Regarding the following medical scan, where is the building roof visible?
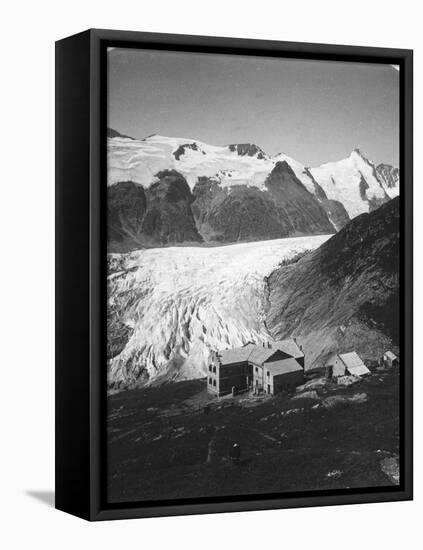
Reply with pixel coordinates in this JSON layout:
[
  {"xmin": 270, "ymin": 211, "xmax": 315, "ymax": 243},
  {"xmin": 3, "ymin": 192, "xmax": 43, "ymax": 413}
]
[
  {"xmin": 265, "ymin": 358, "xmax": 303, "ymax": 376},
  {"xmin": 384, "ymin": 351, "xmax": 397, "ymax": 360},
  {"xmin": 217, "ymin": 338, "xmax": 304, "ymax": 367},
  {"xmin": 248, "ymin": 346, "xmax": 278, "ymax": 365},
  {"xmin": 347, "ymin": 364, "xmax": 371, "ymax": 376},
  {"xmin": 339, "ymin": 351, "xmax": 365, "ymax": 368},
  {"xmin": 273, "ymin": 339, "xmax": 304, "ymax": 358},
  {"xmin": 339, "ymin": 351, "xmax": 370, "ymax": 376},
  {"xmin": 218, "ymin": 343, "xmax": 255, "ymax": 366}
]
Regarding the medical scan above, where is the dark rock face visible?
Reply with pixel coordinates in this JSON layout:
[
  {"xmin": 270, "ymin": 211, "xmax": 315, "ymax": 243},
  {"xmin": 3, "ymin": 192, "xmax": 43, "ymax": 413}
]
[
  {"xmin": 360, "ymin": 172, "xmax": 389, "ymax": 212},
  {"xmin": 108, "ymin": 171, "xmax": 202, "ymax": 250},
  {"xmin": 173, "ymin": 142, "xmax": 205, "ymax": 160},
  {"xmin": 108, "ymin": 181, "xmax": 147, "ymax": 249},
  {"xmin": 142, "ymin": 170, "xmax": 202, "ymax": 245},
  {"xmin": 317, "ymin": 198, "xmax": 350, "ymax": 231},
  {"xmin": 228, "ymin": 143, "xmax": 267, "ymax": 159},
  {"xmin": 376, "ymin": 163, "xmax": 400, "ymax": 191},
  {"xmin": 191, "ymin": 161, "xmax": 335, "ymax": 243},
  {"xmin": 192, "ymin": 181, "xmax": 284, "ymax": 242},
  {"xmin": 263, "ymin": 162, "xmax": 335, "ymax": 235},
  {"xmin": 266, "ymin": 197, "xmax": 400, "ymax": 368},
  {"xmin": 109, "ymin": 163, "xmax": 336, "ymax": 250},
  {"xmin": 355, "ymin": 152, "xmax": 392, "ymax": 208},
  {"xmin": 107, "ymin": 127, "xmax": 135, "ymax": 140}
]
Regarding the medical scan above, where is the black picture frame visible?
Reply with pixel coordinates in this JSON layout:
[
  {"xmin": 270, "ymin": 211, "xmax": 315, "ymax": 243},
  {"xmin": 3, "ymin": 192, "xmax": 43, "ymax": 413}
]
[{"xmin": 55, "ymin": 28, "xmax": 413, "ymax": 521}]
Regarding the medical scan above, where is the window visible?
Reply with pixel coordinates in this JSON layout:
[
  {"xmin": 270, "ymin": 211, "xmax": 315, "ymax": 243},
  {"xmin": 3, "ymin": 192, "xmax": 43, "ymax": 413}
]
[
  {"xmin": 213, "ymin": 366, "xmax": 216, "ymax": 373},
  {"xmin": 267, "ymin": 371, "xmax": 270, "ymax": 377},
  {"xmin": 209, "ymin": 365, "xmax": 212, "ymax": 372},
  {"xmin": 213, "ymin": 380, "xmax": 216, "ymax": 387},
  {"xmin": 255, "ymin": 367, "xmax": 258, "ymax": 373},
  {"xmin": 209, "ymin": 377, "xmax": 212, "ymax": 384}
]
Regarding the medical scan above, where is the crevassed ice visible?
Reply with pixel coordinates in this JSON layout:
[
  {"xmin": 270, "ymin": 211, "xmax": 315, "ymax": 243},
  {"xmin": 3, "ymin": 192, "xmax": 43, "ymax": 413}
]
[{"xmin": 108, "ymin": 235, "xmax": 330, "ymax": 387}]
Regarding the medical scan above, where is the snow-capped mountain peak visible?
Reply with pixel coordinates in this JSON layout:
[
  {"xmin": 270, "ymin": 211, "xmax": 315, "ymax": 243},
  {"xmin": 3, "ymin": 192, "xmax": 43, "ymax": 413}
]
[
  {"xmin": 310, "ymin": 149, "xmax": 389, "ymax": 219},
  {"xmin": 107, "ymin": 130, "xmax": 276, "ymax": 191},
  {"xmin": 350, "ymin": 147, "xmax": 367, "ymax": 160},
  {"xmin": 107, "ymin": 129, "xmax": 399, "ymax": 240}
]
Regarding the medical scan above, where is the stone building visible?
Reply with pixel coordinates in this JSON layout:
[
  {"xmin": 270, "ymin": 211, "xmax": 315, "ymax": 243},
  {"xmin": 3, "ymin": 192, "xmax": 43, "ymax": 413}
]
[{"xmin": 207, "ymin": 339, "xmax": 304, "ymax": 397}]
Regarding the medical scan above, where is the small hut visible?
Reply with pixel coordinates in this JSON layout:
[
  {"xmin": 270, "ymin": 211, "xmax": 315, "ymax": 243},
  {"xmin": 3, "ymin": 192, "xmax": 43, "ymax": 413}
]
[
  {"xmin": 325, "ymin": 351, "xmax": 370, "ymax": 380},
  {"xmin": 382, "ymin": 351, "xmax": 399, "ymax": 368}
]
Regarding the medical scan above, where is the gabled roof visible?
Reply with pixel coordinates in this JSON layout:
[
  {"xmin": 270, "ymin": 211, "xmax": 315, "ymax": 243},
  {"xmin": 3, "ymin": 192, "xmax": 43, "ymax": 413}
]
[
  {"xmin": 273, "ymin": 339, "xmax": 304, "ymax": 359},
  {"xmin": 265, "ymin": 358, "xmax": 303, "ymax": 376},
  {"xmin": 218, "ymin": 343, "xmax": 255, "ymax": 365},
  {"xmin": 339, "ymin": 351, "xmax": 365, "ymax": 369},
  {"xmin": 347, "ymin": 364, "xmax": 370, "ymax": 376},
  {"xmin": 217, "ymin": 339, "xmax": 304, "ymax": 367},
  {"xmin": 248, "ymin": 346, "xmax": 279, "ymax": 365},
  {"xmin": 339, "ymin": 351, "xmax": 370, "ymax": 376},
  {"xmin": 384, "ymin": 351, "xmax": 397, "ymax": 360}
]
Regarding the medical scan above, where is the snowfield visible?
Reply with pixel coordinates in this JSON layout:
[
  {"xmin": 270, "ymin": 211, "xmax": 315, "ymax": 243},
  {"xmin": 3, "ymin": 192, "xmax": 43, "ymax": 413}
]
[
  {"xmin": 108, "ymin": 134, "xmax": 397, "ymax": 228},
  {"xmin": 108, "ymin": 235, "xmax": 331, "ymax": 389},
  {"xmin": 310, "ymin": 150, "xmax": 388, "ymax": 219},
  {"xmin": 108, "ymin": 134, "xmax": 275, "ymax": 191}
]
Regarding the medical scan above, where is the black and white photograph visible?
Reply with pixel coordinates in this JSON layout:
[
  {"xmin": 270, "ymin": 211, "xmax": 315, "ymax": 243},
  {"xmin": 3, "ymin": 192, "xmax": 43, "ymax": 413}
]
[
  {"xmin": 2, "ymin": 0, "xmax": 420, "ymax": 545},
  {"xmin": 106, "ymin": 47, "xmax": 402, "ymax": 504}
]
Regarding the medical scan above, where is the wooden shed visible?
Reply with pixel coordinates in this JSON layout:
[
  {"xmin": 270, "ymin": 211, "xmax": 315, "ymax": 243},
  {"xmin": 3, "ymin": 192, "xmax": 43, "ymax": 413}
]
[
  {"xmin": 325, "ymin": 351, "xmax": 370, "ymax": 380},
  {"xmin": 382, "ymin": 351, "xmax": 399, "ymax": 367}
]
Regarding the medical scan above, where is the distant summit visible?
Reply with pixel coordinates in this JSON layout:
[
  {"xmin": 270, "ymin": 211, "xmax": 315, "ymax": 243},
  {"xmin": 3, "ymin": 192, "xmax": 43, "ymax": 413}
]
[
  {"xmin": 107, "ymin": 127, "xmax": 135, "ymax": 140},
  {"xmin": 228, "ymin": 143, "xmax": 268, "ymax": 160},
  {"xmin": 106, "ymin": 132, "xmax": 399, "ymax": 250}
]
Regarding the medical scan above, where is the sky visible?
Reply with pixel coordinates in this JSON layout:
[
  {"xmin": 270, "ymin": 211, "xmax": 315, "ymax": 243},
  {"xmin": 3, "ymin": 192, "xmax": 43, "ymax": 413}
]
[{"xmin": 108, "ymin": 48, "xmax": 399, "ymax": 167}]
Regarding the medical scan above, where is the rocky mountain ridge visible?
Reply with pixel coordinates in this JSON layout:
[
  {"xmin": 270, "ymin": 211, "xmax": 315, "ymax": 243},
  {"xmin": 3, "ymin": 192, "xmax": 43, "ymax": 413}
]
[{"xmin": 107, "ymin": 129, "xmax": 398, "ymax": 250}]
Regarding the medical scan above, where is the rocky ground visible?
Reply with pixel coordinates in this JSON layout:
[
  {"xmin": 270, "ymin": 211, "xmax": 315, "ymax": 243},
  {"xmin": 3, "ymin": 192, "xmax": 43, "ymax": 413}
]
[{"xmin": 107, "ymin": 363, "xmax": 400, "ymax": 504}]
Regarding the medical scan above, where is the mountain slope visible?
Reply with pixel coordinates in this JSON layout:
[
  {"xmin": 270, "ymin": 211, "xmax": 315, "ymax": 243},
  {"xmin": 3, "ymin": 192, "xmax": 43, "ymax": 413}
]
[
  {"xmin": 190, "ymin": 161, "xmax": 334, "ymax": 243},
  {"xmin": 107, "ymin": 130, "xmax": 398, "ymax": 248},
  {"xmin": 266, "ymin": 197, "xmax": 400, "ymax": 369},
  {"xmin": 108, "ymin": 171, "xmax": 202, "ymax": 250},
  {"xmin": 376, "ymin": 163, "xmax": 400, "ymax": 198},
  {"xmin": 272, "ymin": 153, "xmax": 350, "ymax": 230},
  {"xmin": 310, "ymin": 149, "xmax": 389, "ymax": 219}
]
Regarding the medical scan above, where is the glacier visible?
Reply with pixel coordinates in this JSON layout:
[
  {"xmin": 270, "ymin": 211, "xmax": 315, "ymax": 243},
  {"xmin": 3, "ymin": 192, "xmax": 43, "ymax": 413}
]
[
  {"xmin": 107, "ymin": 235, "xmax": 331, "ymax": 389},
  {"xmin": 107, "ymin": 134, "xmax": 275, "ymax": 191}
]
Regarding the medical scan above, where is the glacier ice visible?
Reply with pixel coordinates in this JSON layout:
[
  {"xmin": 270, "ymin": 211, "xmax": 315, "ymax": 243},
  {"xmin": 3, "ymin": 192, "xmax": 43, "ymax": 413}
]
[{"xmin": 108, "ymin": 235, "xmax": 330, "ymax": 389}]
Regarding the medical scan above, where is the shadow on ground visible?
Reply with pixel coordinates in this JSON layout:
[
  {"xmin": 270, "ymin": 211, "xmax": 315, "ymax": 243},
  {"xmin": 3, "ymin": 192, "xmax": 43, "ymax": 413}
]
[{"xmin": 26, "ymin": 490, "xmax": 55, "ymax": 508}]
